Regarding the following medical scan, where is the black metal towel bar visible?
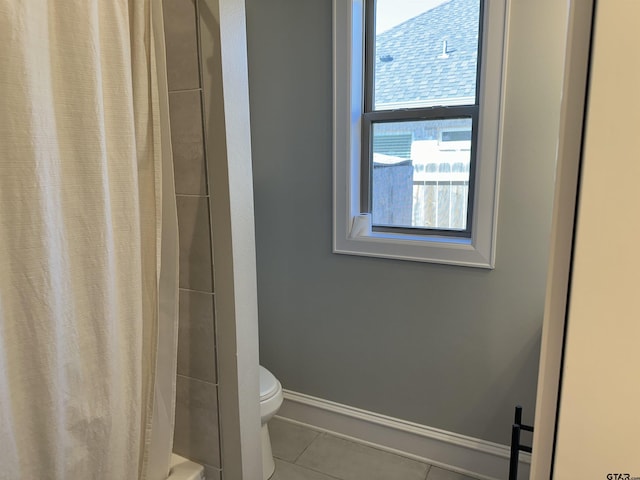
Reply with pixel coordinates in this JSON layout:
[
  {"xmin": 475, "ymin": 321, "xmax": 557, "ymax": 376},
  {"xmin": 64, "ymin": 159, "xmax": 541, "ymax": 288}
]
[{"xmin": 508, "ymin": 405, "xmax": 533, "ymax": 480}]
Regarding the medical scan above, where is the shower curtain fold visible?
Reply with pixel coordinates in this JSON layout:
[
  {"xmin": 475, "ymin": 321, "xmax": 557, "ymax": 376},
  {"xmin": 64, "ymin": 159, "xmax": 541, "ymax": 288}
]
[{"xmin": 0, "ymin": 1, "xmax": 178, "ymax": 479}]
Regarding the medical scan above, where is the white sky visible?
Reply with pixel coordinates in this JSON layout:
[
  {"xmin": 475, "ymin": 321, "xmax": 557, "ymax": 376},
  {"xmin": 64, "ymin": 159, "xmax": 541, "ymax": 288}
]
[{"xmin": 376, "ymin": 0, "xmax": 450, "ymax": 33}]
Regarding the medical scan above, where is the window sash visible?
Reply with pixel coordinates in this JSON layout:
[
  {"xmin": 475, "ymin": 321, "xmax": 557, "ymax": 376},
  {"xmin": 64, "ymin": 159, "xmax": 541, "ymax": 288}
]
[
  {"xmin": 361, "ymin": 0, "xmax": 484, "ymax": 238},
  {"xmin": 361, "ymin": 108, "xmax": 479, "ymax": 237},
  {"xmin": 363, "ymin": 0, "xmax": 485, "ymax": 113}
]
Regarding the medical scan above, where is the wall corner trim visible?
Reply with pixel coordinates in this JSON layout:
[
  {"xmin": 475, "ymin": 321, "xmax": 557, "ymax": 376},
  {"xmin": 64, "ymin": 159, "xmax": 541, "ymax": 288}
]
[{"xmin": 278, "ymin": 390, "xmax": 530, "ymax": 480}]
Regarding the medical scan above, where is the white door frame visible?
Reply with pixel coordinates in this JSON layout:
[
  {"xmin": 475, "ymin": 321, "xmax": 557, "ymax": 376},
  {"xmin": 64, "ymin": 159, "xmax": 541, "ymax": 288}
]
[{"xmin": 529, "ymin": 0, "xmax": 595, "ymax": 477}]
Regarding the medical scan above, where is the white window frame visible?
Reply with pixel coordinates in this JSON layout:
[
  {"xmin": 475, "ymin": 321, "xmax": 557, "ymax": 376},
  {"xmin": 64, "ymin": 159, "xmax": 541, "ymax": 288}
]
[{"xmin": 332, "ymin": 0, "xmax": 508, "ymax": 268}]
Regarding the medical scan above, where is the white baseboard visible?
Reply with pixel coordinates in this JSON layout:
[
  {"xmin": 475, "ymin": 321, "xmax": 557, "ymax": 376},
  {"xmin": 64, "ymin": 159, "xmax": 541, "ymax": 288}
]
[{"xmin": 277, "ymin": 390, "xmax": 530, "ymax": 480}]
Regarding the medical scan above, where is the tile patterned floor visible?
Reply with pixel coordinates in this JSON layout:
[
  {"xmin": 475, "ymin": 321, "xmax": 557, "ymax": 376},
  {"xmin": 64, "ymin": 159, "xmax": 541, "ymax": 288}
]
[{"xmin": 269, "ymin": 417, "xmax": 480, "ymax": 480}]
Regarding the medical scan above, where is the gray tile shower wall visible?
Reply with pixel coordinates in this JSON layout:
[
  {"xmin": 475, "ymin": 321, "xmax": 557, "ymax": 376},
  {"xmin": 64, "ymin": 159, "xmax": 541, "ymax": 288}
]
[
  {"xmin": 164, "ymin": 0, "xmax": 201, "ymax": 91},
  {"xmin": 163, "ymin": 0, "xmax": 221, "ymax": 477},
  {"xmin": 174, "ymin": 375, "xmax": 221, "ymax": 467},
  {"xmin": 176, "ymin": 196, "xmax": 213, "ymax": 292},
  {"xmin": 178, "ymin": 289, "xmax": 216, "ymax": 383},
  {"xmin": 169, "ymin": 91, "xmax": 207, "ymax": 195}
]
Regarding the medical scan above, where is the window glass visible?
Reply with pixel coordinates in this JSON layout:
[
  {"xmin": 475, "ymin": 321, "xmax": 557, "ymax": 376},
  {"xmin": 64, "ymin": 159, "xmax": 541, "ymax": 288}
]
[
  {"xmin": 373, "ymin": 0, "xmax": 481, "ymax": 110},
  {"xmin": 371, "ymin": 118, "xmax": 472, "ymax": 230}
]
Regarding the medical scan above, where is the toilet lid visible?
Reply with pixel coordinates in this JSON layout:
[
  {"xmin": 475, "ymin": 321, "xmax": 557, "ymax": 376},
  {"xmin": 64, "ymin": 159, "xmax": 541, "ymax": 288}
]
[{"xmin": 259, "ymin": 366, "xmax": 280, "ymax": 401}]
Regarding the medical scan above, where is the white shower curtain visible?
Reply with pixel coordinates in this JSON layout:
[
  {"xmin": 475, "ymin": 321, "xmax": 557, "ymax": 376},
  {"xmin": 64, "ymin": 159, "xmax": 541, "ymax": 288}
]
[{"xmin": 0, "ymin": 1, "xmax": 178, "ymax": 479}]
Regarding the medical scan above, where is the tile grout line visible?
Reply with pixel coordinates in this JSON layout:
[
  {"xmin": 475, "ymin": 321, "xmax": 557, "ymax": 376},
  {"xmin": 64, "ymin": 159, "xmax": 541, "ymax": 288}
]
[
  {"xmin": 424, "ymin": 463, "xmax": 432, "ymax": 480},
  {"xmin": 176, "ymin": 373, "xmax": 218, "ymax": 388},
  {"xmin": 290, "ymin": 429, "xmax": 322, "ymax": 465},
  {"xmin": 179, "ymin": 287, "xmax": 215, "ymax": 295},
  {"xmin": 278, "ymin": 457, "xmax": 346, "ymax": 480},
  {"xmin": 168, "ymin": 87, "xmax": 203, "ymax": 94},
  {"xmin": 175, "ymin": 193, "xmax": 210, "ymax": 198}
]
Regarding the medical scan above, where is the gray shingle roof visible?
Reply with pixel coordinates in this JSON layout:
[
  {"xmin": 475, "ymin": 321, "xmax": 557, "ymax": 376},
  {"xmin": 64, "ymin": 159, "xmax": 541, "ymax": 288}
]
[{"xmin": 374, "ymin": 0, "xmax": 480, "ymax": 108}]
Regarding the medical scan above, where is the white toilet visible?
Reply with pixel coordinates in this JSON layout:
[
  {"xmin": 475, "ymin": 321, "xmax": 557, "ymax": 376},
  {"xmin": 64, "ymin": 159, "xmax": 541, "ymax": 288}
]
[{"xmin": 259, "ymin": 365, "xmax": 283, "ymax": 480}]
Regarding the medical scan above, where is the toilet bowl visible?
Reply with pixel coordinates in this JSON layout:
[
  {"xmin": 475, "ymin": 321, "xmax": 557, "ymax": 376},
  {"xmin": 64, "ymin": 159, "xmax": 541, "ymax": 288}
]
[{"xmin": 259, "ymin": 366, "xmax": 283, "ymax": 480}]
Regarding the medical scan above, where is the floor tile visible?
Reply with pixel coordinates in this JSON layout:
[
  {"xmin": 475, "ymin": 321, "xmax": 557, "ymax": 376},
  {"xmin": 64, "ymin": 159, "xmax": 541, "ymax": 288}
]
[
  {"xmin": 426, "ymin": 466, "xmax": 479, "ymax": 480},
  {"xmin": 270, "ymin": 418, "xmax": 320, "ymax": 462},
  {"xmin": 296, "ymin": 434, "xmax": 429, "ymax": 480},
  {"xmin": 271, "ymin": 459, "xmax": 338, "ymax": 480}
]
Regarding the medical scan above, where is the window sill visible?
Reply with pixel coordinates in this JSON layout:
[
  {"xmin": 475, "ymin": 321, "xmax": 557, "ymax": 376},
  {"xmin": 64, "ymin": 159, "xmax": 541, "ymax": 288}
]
[{"xmin": 334, "ymin": 227, "xmax": 495, "ymax": 268}]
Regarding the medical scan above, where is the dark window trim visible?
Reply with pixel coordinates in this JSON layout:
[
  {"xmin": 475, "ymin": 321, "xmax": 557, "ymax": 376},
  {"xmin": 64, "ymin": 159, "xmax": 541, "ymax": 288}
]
[{"xmin": 360, "ymin": 0, "xmax": 485, "ymax": 239}]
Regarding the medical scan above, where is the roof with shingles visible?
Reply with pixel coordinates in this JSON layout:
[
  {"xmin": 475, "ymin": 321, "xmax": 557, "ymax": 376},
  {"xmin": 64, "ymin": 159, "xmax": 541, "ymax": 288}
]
[{"xmin": 374, "ymin": 0, "xmax": 480, "ymax": 108}]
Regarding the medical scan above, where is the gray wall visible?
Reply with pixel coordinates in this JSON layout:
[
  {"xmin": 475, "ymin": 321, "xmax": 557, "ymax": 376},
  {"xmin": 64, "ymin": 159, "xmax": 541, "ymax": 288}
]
[
  {"xmin": 164, "ymin": 1, "xmax": 221, "ymax": 478},
  {"xmin": 246, "ymin": 0, "xmax": 567, "ymax": 445}
]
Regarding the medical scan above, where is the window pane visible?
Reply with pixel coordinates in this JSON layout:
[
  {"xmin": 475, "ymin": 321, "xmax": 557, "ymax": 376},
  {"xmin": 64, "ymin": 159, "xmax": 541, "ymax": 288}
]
[
  {"xmin": 373, "ymin": 0, "xmax": 481, "ymax": 110},
  {"xmin": 371, "ymin": 118, "xmax": 472, "ymax": 231}
]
